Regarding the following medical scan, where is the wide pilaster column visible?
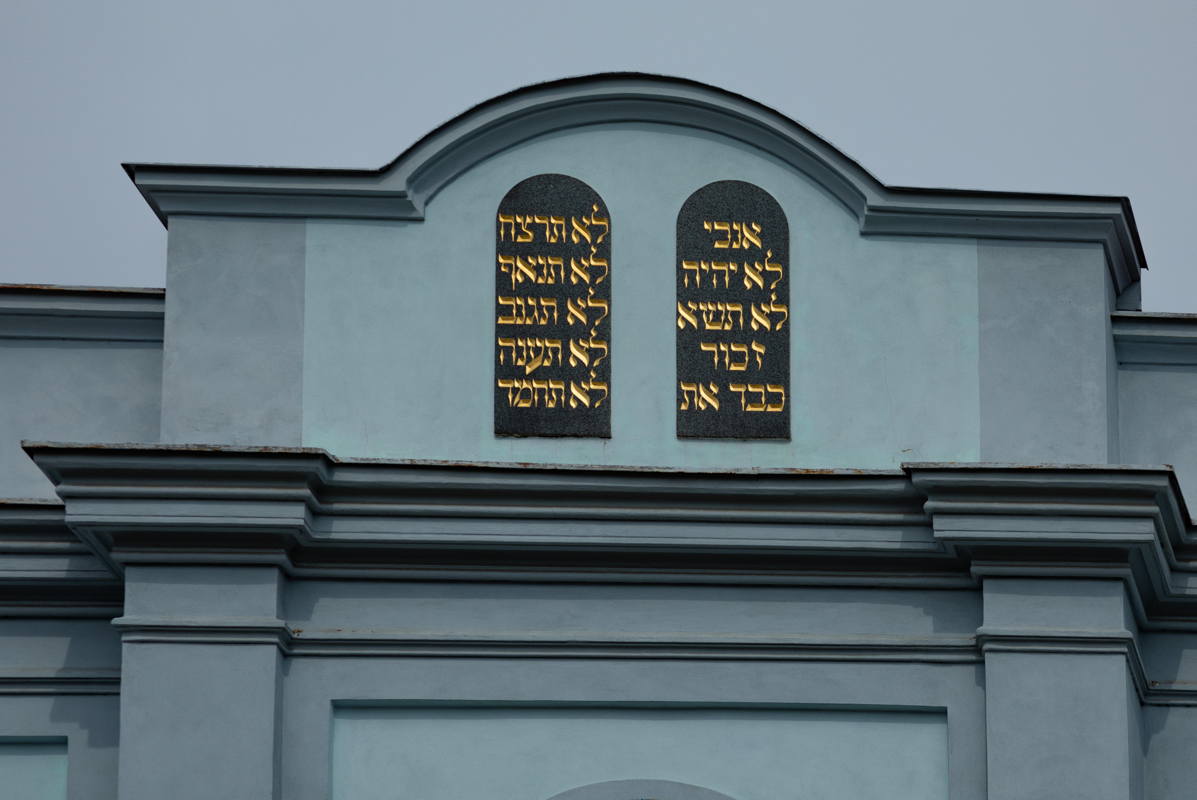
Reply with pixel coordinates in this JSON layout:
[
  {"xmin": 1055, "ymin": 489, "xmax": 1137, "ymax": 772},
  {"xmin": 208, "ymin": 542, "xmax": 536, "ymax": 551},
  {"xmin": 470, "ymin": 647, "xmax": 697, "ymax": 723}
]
[
  {"xmin": 114, "ymin": 566, "xmax": 284, "ymax": 800},
  {"xmin": 980, "ymin": 577, "xmax": 1143, "ymax": 800}
]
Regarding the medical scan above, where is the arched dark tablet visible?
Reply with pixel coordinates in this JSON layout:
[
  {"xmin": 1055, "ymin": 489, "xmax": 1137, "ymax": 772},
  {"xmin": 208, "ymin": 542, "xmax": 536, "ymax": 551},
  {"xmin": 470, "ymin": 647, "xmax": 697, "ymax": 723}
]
[
  {"xmin": 546, "ymin": 779, "xmax": 740, "ymax": 800},
  {"xmin": 495, "ymin": 174, "xmax": 611, "ymax": 437},
  {"xmin": 676, "ymin": 181, "xmax": 789, "ymax": 439}
]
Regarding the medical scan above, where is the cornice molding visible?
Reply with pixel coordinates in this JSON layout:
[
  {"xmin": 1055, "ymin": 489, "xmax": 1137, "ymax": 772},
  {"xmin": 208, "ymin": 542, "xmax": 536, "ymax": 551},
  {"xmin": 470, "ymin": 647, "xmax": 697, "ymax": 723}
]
[
  {"xmin": 0, "ymin": 500, "xmax": 122, "ymax": 615},
  {"xmin": 23, "ymin": 444, "xmax": 1197, "ymax": 625},
  {"xmin": 113, "ymin": 616, "xmax": 980, "ymax": 664},
  {"xmin": 1113, "ymin": 311, "xmax": 1197, "ymax": 367},
  {"xmin": 25, "ymin": 443, "xmax": 950, "ymax": 582},
  {"xmin": 910, "ymin": 464, "xmax": 1197, "ymax": 627},
  {"xmin": 0, "ymin": 286, "xmax": 164, "ymax": 343},
  {"xmin": 0, "ymin": 670, "xmax": 120, "ymax": 696},
  {"xmin": 123, "ymin": 73, "xmax": 1145, "ymax": 294}
]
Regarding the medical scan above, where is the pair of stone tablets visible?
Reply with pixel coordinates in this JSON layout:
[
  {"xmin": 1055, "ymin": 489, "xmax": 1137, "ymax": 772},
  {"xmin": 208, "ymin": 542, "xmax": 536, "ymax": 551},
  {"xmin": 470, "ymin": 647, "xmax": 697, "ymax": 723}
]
[{"xmin": 495, "ymin": 174, "xmax": 789, "ymax": 441}]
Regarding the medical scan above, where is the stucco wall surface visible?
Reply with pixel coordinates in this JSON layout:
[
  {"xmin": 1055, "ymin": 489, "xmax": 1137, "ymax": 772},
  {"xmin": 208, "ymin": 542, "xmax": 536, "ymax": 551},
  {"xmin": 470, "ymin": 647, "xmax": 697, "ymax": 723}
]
[
  {"xmin": 301, "ymin": 123, "xmax": 982, "ymax": 469},
  {"xmin": 0, "ymin": 340, "xmax": 161, "ymax": 498}
]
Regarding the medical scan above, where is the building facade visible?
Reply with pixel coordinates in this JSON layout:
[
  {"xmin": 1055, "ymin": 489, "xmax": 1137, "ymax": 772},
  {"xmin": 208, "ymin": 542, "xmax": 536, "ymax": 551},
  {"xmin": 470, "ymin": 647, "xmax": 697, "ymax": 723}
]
[{"xmin": 2, "ymin": 73, "xmax": 1196, "ymax": 799}]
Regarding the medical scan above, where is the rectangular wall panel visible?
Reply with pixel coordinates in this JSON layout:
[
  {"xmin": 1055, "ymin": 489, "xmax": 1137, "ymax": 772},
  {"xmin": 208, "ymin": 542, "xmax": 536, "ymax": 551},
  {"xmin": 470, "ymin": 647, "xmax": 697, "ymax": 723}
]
[
  {"xmin": 0, "ymin": 740, "xmax": 67, "ymax": 800},
  {"xmin": 332, "ymin": 706, "xmax": 946, "ymax": 800}
]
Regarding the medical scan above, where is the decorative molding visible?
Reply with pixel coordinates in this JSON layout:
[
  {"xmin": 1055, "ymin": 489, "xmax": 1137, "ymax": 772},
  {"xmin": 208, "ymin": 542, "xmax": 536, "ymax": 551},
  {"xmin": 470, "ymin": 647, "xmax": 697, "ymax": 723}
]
[
  {"xmin": 113, "ymin": 616, "xmax": 980, "ymax": 663},
  {"xmin": 0, "ymin": 286, "xmax": 164, "ymax": 343},
  {"xmin": 23, "ymin": 444, "xmax": 1197, "ymax": 616},
  {"xmin": 0, "ymin": 670, "xmax": 120, "ymax": 695},
  {"xmin": 24, "ymin": 444, "xmax": 1197, "ymax": 701},
  {"xmin": 124, "ymin": 73, "xmax": 1145, "ymax": 294},
  {"xmin": 1112, "ymin": 311, "xmax": 1197, "ymax": 367},
  {"xmin": 0, "ymin": 500, "xmax": 122, "ymax": 616},
  {"xmin": 27, "ymin": 443, "xmax": 948, "ymax": 583},
  {"xmin": 977, "ymin": 625, "xmax": 1149, "ymax": 702}
]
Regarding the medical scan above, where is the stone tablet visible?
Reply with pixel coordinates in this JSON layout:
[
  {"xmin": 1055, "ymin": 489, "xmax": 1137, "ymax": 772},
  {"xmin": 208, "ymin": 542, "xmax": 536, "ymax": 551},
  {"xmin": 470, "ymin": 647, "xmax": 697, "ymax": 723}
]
[
  {"xmin": 676, "ymin": 180, "xmax": 789, "ymax": 439},
  {"xmin": 495, "ymin": 174, "xmax": 611, "ymax": 437}
]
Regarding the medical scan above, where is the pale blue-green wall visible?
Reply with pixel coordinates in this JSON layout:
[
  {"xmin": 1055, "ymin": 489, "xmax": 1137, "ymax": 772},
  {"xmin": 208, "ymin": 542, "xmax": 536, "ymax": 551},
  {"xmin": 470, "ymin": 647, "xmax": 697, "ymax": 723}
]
[
  {"xmin": 303, "ymin": 123, "xmax": 980, "ymax": 468},
  {"xmin": 0, "ymin": 740, "xmax": 67, "ymax": 800},
  {"xmin": 331, "ymin": 706, "xmax": 947, "ymax": 800},
  {"xmin": 0, "ymin": 341, "xmax": 161, "ymax": 498}
]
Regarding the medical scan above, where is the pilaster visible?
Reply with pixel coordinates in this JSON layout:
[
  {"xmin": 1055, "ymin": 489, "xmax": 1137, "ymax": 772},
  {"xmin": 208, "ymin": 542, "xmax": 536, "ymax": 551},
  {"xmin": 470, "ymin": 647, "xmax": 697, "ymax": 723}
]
[
  {"xmin": 979, "ymin": 577, "xmax": 1142, "ymax": 800},
  {"xmin": 114, "ymin": 566, "xmax": 283, "ymax": 800}
]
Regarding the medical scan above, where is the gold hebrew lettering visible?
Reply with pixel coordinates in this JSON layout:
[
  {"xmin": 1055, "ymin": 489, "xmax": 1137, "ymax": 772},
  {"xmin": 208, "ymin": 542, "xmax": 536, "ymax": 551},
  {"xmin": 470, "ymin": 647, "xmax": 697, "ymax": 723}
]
[
  {"xmin": 768, "ymin": 293, "xmax": 788, "ymax": 331},
  {"xmin": 749, "ymin": 303, "xmax": 771, "ymax": 331},
  {"xmin": 699, "ymin": 303, "xmax": 720, "ymax": 330},
  {"xmin": 586, "ymin": 288, "xmax": 608, "ymax": 333},
  {"xmin": 497, "ymin": 337, "xmax": 517, "ymax": 365},
  {"xmin": 567, "ymin": 297, "xmax": 588, "ymax": 326},
  {"xmin": 498, "ymin": 213, "xmax": 516, "ymax": 241},
  {"xmin": 677, "ymin": 301, "xmax": 699, "ymax": 330},
  {"xmin": 549, "ymin": 215, "xmax": 566, "ymax": 243},
  {"xmin": 515, "ymin": 215, "xmax": 534, "ymax": 243},
  {"xmin": 495, "ymin": 255, "xmax": 514, "ymax": 288},
  {"xmin": 498, "ymin": 297, "xmax": 562, "ymax": 325},
  {"xmin": 740, "ymin": 221, "xmax": 763, "ymax": 249},
  {"xmin": 698, "ymin": 382, "xmax": 720, "ymax": 410},
  {"xmin": 724, "ymin": 302, "xmax": 744, "ymax": 330},
  {"xmin": 710, "ymin": 261, "xmax": 736, "ymax": 288},
  {"xmin": 568, "ymin": 338, "xmax": 590, "ymax": 367},
  {"xmin": 585, "ymin": 205, "xmax": 609, "ymax": 244},
  {"xmin": 569, "ymin": 257, "xmax": 590, "ymax": 285},
  {"xmin": 497, "ymin": 378, "xmax": 516, "ymax": 406},
  {"xmin": 570, "ymin": 216, "xmax": 591, "ymax": 244},
  {"xmin": 682, "ymin": 260, "xmax": 701, "ymax": 288},
  {"xmin": 728, "ymin": 342, "xmax": 749, "ymax": 371},
  {"xmin": 751, "ymin": 340, "xmax": 766, "ymax": 369},
  {"xmin": 569, "ymin": 381, "xmax": 590, "ymax": 409},
  {"xmin": 519, "ymin": 379, "xmax": 563, "ymax": 408},
  {"xmin": 700, "ymin": 341, "xmax": 719, "ymax": 367},
  {"xmin": 746, "ymin": 383, "xmax": 767, "ymax": 412},
  {"xmin": 497, "ymin": 378, "xmax": 536, "ymax": 407},
  {"xmin": 586, "ymin": 248, "xmax": 609, "ymax": 284},
  {"xmin": 587, "ymin": 375, "xmax": 609, "ymax": 408},
  {"xmin": 515, "ymin": 255, "xmax": 538, "ymax": 285},
  {"xmin": 765, "ymin": 249, "xmax": 783, "ymax": 290},
  {"xmin": 520, "ymin": 337, "xmax": 563, "ymax": 374},
  {"xmin": 698, "ymin": 302, "xmax": 742, "ymax": 331},
  {"xmin": 530, "ymin": 255, "xmax": 563, "ymax": 284},
  {"xmin": 587, "ymin": 338, "xmax": 608, "ymax": 368},
  {"xmin": 516, "ymin": 380, "xmax": 535, "ymax": 407},
  {"xmin": 765, "ymin": 384, "xmax": 785, "ymax": 412},
  {"xmin": 743, "ymin": 260, "xmax": 765, "ymax": 290},
  {"xmin": 679, "ymin": 381, "xmax": 699, "ymax": 411},
  {"xmin": 709, "ymin": 220, "xmax": 732, "ymax": 248},
  {"xmin": 498, "ymin": 296, "xmax": 519, "ymax": 325}
]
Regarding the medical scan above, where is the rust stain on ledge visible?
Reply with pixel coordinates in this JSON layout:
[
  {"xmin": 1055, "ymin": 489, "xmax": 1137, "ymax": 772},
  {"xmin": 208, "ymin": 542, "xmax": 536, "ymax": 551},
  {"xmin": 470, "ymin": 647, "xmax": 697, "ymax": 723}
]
[{"xmin": 0, "ymin": 283, "xmax": 164, "ymax": 296}]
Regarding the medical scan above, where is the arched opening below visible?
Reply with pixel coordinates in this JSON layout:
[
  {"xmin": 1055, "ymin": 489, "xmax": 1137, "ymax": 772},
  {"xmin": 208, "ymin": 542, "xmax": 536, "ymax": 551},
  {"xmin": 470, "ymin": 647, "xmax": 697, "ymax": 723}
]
[{"xmin": 546, "ymin": 779, "xmax": 739, "ymax": 800}]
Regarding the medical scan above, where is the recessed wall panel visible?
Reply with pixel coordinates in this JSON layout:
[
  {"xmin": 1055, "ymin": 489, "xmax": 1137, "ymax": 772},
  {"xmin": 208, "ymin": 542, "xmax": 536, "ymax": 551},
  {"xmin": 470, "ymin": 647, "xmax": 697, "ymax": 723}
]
[
  {"xmin": 0, "ymin": 740, "xmax": 67, "ymax": 800},
  {"xmin": 331, "ymin": 706, "xmax": 947, "ymax": 800}
]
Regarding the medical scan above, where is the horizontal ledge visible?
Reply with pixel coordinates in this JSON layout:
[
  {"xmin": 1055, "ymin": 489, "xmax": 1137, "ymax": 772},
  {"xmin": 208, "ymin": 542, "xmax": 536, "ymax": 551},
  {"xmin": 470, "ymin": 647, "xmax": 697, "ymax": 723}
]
[{"xmin": 116, "ymin": 623, "xmax": 981, "ymax": 662}]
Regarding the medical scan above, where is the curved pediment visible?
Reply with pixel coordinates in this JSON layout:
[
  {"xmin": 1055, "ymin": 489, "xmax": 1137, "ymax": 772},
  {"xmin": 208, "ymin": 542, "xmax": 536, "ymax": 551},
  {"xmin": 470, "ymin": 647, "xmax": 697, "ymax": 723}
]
[{"xmin": 125, "ymin": 72, "xmax": 1142, "ymax": 291}]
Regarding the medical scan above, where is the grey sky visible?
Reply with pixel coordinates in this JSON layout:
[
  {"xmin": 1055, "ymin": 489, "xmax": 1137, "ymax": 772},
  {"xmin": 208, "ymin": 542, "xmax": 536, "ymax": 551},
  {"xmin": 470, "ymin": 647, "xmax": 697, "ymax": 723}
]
[{"xmin": 2, "ymin": 0, "xmax": 1193, "ymax": 310}]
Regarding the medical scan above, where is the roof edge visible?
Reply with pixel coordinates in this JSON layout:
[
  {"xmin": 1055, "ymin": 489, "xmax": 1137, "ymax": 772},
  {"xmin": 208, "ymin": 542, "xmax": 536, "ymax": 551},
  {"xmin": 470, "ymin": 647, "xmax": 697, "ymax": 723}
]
[{"xmin": 122, "ymin": 72, "xmax": 1146, "ymax": 293}]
